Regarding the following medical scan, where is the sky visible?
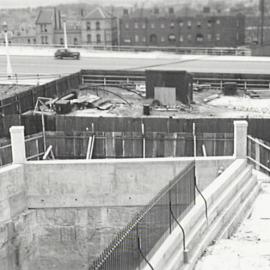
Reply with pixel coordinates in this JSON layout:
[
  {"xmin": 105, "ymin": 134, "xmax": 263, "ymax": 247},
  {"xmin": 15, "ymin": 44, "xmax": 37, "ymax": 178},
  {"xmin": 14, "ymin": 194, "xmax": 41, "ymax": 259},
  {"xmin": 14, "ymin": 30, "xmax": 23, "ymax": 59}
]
[{"xmin": 0, "ymin": 0, "xmax": 143, "ymax": 8}]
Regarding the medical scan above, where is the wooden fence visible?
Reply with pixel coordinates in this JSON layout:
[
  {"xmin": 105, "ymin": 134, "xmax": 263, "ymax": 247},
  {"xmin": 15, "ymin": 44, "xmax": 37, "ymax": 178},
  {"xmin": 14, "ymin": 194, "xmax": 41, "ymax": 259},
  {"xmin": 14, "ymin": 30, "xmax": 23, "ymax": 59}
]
[
  {"xmin": 0, "ymin": 72, "xmax": 81, "ymax": 117},
  {"xmin": 0, "ymin": 133, "xmax": 44, "ymax": 167},
  {"xmin": 45, "ymin": 131, "xmax": 233, "ymax": 159}
]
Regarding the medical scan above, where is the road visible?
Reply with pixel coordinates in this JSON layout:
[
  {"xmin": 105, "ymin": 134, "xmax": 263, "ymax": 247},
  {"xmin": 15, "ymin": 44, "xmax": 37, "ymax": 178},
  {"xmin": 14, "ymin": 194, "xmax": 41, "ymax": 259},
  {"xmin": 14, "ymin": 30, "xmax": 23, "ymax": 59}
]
[{"xmin": 1, "ymin": 54, "xmax": 270, "ymax": 75}]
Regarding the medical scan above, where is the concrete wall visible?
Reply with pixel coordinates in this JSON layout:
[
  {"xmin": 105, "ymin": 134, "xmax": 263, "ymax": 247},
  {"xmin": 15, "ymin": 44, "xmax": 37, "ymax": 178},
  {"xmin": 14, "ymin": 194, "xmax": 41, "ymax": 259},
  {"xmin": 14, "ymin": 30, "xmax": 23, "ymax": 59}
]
[
  {"xmin": 0, "ymin": 165, "xmax": 39, "ymax": 270},
  {"xmin": 0, "ymin": 156, "xmax": 234, "ymax": 270}
]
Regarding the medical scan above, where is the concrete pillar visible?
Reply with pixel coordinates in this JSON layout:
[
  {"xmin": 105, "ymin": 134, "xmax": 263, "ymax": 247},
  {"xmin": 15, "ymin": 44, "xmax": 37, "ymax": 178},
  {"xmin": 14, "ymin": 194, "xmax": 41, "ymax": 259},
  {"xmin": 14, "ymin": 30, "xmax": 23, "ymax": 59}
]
[
  {"xmin": 234, "ymin": 121, "xmax": 248, "ymax": 159},
  {"xmin": 9, "ymin": 126, "xmax": 26, "ymax": 164}
]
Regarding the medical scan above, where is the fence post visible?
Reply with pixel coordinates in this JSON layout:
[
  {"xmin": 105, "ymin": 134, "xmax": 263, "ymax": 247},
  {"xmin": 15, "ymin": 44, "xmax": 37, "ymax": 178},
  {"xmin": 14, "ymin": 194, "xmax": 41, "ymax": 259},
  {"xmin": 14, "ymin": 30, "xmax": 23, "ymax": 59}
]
[
  {"xmin": 9, "ymin": 126, "xmax": 26, "ymax": 164},
  {"xmin": 233, "ymin": 121, "xmax": 248, "ymax": 159}
]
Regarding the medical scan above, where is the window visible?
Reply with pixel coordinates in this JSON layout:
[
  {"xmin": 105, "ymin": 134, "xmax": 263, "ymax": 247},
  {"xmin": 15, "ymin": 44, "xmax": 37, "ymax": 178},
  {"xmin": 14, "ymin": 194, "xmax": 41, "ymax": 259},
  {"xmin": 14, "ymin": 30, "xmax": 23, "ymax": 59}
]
[
  {"xmin": 96, "ymin": 34, "xmax": 101, "ymax": 43},
  {"xmin": 87, "ymin": 34, "xmax": 91, "ymax": 43},
  {"xmin": 142, "ymin": 36, "xmax": 146, "ymax": 42},
  {"xmin": 168, "ymin": 33, "xmax": 176, "ymax": 42},
  {"xmin": 179, "ymin": 35, "xmax": 184, "ymax": 42},
  {"xmin": 142, "ymin": 23, "xmax": 146, "ymax": 29},
  {"xmin": 60, "ymin": 38, "xmax": 64, "ymax": 44},
  {"xmin": 197, "ymin": 21, "xmax": 201, "ymax": 27},
  {"xmin": 216, "ymin": 33, "xmax": 220, "ymax": 41},
  {"xmin": 150, "ymin": 23, "xmax": 155, "ymax": 29},
  {"xmin": 161, "ymin": 36, "xmax": 165, "ymax": 42},
  {"xmin": 27, "ymin": 38, "xmax": 31, "ymax": 44},
  {"xmin": 96, "ymin": 21, "xmax": 100, "ymax": 30},
  {"xmin": 187, "ymin": 34, "xmax": 192, "ymax": 41},
  {"xmin": 216, "ymin": 19, "xmax": 220, "ymax": 25},
  {"xmin": 33, "ymin": 38, "xmax": 36, "ymax": 44},
  {"xmin": 124, "ymin": 38, "xmax": 131, "ymax": 43},
  {"xmin": 179, "ymin": 21, "xmax": 183, "ymax": 27},
  {"xmin": 207, "ymin": 34, "xmax": 212, "ymax": 41},
  {"xmin": 236, "ymin": 32, "xmax": 239, "ymax": 41},
  {"xmin": 134, "ymin": 22, "xmax": 139, "ymax": 29},
  {"xmin": 125, "ymin": 23, "xmax": 129, "ymax": 29},
  {"xmin": 161, "ymin": 23, "xmax": 165, "ymax": 29},
  {"xmin": 74, "ymin": 37, "xmax": 78, "ymax": 45},
  {"xmin": 135, "ymin": 35, "xmax": 139, "ymax": 43},
  {"xmin": 207, "ymin": 20, "xmax": 212, "ymax": 28},
  {"xmin": 87, "ymin": 22, "xmax": 91, "ymax": 31},
  {"xmin": 196, "ymin": 33, "xmax": 204, "ymax": 42},
  {"xmin": 150, "ymin": 34, "xmax": 157, "ymax": 44},
  {"xmin": 187, "ymin": 21, "xmax": 192, "ymax": 28},
  {"xmin": 170, "ymin": 22, "xmax": 175, "ymax": 28}
]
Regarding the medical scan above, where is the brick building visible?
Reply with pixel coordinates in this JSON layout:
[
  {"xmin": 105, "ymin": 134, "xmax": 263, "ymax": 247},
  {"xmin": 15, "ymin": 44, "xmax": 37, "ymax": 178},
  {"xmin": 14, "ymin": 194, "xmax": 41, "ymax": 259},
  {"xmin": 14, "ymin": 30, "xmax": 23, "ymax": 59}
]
[
  {"xmin": 35, "ymin": 8, "xmax": 81, "ymax": 45},
  {"xmin": 81, "ymin": 7, "xmax": 118, "ymax": 46},
  {"xmin": 119, "ymin": 8, "xmax": 245, "ymax": 48}
]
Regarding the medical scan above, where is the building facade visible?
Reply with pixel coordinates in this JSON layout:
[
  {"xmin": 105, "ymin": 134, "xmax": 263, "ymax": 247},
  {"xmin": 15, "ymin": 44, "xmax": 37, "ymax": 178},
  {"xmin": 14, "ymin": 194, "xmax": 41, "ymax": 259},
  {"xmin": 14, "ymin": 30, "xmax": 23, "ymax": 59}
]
[
  {"xmin": 120, "ymin": 8, "xmax": 245, "ymax": 48},
  {"xmin": 81, "ymin": 7, "xmax": 118, "ymax": 46}
]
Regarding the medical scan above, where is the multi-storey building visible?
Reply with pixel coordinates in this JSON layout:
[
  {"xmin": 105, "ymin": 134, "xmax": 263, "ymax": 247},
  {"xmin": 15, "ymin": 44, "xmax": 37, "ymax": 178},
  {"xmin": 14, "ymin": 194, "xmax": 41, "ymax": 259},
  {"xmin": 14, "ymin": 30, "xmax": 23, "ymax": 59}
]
[
  {"xmin": 35, "ymin": 8, "xmax": 81, "ymax": 45},
  {"xmin": 119, "ymin": 8, "xmax": 245, "ymax": 48},
  {"xmin": 81, "ymin": 7, "xmax": 118, "ymax": 46}
]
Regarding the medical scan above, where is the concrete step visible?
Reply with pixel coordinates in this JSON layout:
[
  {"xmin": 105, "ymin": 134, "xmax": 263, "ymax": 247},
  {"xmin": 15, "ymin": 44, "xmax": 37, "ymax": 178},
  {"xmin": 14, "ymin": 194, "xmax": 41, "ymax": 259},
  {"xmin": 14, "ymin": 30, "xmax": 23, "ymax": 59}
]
[{"xmin": 182, "ymin": 172, "xmax": 259, "ymax": 270}]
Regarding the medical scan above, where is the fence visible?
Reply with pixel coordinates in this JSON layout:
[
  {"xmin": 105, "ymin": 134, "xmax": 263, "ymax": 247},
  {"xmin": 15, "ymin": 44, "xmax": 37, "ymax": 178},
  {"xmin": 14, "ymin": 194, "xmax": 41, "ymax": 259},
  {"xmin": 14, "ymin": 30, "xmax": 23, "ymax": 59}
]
[
  {"xmin": 0, "ymin": 133, "xmax": 44, "ymax": 167},
  {"xmin": 89, "ymin": 161, "xmax": 195, "ymax": 270},
  {"xmin": 0, "ymin": 71, "xmax": 81, "ymax": 116},
  {"xmin": 45, "ymin": 131, "xmax": 233, "ymax": 159},
  {"xmin": 247, "ymin": 135, "xmax": 270, "ymax": 175},
  {"xmin": 81, "ymin": 71, "xmax": 270, "ymax": 91},
  {"xmin": 0, "ymin": 43, "xmax": 251, "ymax": 56}
]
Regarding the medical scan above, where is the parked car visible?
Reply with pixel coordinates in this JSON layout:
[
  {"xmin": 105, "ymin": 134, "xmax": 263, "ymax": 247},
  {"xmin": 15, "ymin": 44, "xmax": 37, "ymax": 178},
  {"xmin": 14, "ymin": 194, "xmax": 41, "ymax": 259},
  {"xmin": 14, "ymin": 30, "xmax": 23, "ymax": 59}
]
[{"xmin": 54, "ymin": 49, "xmax": 80, "ymax": 60}]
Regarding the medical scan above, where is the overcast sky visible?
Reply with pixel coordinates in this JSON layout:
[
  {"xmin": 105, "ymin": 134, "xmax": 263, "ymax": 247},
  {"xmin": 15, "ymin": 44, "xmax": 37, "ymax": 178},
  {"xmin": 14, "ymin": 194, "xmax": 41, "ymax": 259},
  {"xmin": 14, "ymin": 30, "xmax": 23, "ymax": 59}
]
[{"xmin": 0, "ymin": 0, "xmax": 145, "ymax": 8}]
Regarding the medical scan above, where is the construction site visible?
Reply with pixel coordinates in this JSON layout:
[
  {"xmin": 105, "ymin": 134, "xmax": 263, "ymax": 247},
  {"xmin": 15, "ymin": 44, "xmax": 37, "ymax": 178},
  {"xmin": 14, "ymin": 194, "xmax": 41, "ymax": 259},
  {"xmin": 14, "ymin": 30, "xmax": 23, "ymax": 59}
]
[{"xmin": 1, "ymin": 61, "xmax": 270, "ymax": 270}]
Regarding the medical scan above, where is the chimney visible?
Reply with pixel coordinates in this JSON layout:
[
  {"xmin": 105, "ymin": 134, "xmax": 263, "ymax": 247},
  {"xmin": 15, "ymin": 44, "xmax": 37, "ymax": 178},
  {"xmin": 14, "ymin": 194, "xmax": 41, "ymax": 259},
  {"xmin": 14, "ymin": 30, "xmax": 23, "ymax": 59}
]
[
  {"xmin": 80, "ymin": 9, "xmax": 84, "ymax": 17},
  {"xmin": 58, "ymin": 10, "xmax": 61, "ymax": 29},
  {"xmin": 169, "ymin": 7, "xmax": 174, "ymax": 15}
]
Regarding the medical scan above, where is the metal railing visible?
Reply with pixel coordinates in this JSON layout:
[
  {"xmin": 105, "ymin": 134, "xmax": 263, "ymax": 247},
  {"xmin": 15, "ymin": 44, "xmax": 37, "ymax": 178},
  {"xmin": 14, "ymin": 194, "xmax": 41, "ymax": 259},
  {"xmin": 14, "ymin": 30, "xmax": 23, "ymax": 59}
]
[
  {"xmin": 0, "ymin": 43, "xmax": 251, "ymax": 56},
  {"xmin": 0, "ymin": 73, "xmax": 70, "ymax": 85},
  {"xmin": 247, "ymin": 135, "xmax": 270, "ymax": 174},
  {"xmin": 89, "ymin": 162, "xmax": 195, "ymax": 270},
  {"xmin": 82, "ymin": 74, "xmax": 270, "ymax": 91}
]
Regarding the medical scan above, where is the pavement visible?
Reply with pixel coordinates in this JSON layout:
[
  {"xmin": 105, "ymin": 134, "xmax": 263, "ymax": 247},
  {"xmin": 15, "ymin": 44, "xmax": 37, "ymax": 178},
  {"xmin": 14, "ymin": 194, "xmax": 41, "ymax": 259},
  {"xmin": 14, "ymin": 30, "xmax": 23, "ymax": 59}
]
[{"xmin": 195, "ymin": 180, "xmax": 270, "ymax": 270}]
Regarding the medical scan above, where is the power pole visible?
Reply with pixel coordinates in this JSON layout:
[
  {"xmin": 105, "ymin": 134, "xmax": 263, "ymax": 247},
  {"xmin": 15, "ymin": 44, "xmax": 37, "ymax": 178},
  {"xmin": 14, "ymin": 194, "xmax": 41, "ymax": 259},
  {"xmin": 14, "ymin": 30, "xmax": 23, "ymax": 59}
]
[{"xmin": 260, "ymin": 0, "xmax": 265, "ymax": 46}]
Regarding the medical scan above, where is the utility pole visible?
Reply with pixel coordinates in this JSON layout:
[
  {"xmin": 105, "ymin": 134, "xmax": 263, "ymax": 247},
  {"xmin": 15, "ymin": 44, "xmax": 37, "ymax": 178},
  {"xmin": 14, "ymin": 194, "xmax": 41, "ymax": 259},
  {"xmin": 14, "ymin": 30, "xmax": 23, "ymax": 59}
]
[
  {"xmin": 2, "ymin": 21, "xmax": 13, "ymax": 79},
  {"xmin": 260, "ymin": 0, "xmax": 265, "ymax": 46},
  {"xmin": 62, "ymin": 14, "xmax": 68, "ymax": 49}
]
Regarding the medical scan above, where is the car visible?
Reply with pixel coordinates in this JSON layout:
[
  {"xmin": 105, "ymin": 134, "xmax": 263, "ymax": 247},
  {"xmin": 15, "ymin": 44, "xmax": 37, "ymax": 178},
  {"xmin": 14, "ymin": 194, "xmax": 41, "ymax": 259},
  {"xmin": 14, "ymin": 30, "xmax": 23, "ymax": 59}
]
[{"xmin": 54, "ymin": 49, "xmax": 80, "ymax": 60}]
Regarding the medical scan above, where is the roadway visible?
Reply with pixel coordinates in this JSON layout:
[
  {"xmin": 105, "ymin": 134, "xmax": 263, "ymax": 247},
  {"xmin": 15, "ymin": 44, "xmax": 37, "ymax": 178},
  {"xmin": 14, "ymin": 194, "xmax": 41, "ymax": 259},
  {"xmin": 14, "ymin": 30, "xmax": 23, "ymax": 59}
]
[{"xmin": 1, "ymin": 54, "xmax": 270, "ymax": 76}]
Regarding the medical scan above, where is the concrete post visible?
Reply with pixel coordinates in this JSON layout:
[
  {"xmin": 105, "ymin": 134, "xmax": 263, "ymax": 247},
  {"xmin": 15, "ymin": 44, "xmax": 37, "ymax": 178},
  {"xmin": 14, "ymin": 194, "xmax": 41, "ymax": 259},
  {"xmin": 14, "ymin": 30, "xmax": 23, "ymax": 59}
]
[
  {"xmin": 9, "ymin": 126, "xmax": 26, "ymax": 164},
  {"xmin": 234, "ymin": 121, "xmax": 248, "ymax": 159}
]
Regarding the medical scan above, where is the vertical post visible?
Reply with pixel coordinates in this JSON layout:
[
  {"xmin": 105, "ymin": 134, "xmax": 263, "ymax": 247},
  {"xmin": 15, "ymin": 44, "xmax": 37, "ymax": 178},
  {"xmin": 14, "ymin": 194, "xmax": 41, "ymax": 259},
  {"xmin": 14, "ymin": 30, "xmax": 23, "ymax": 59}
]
[
  {"xmin": 234, "ymin": 121, "xmax": 248, "ymax": 159},
  {"xmin": 193, "ymin": 123, "xmax": 196, "ymax": 157},
  {"xmin": 9, "ymin": 126, "xmax": 26, "ymax": 164},
  {"xmin": 62, "ymin": 15, "xmax": 68, "ymax": 49},
  {"xmin": 255, "ymin": 138, "xmax": 261, "ymax": 170},
  {"xmin": 2, "ymin": 21, "xmax": 13, "ymax": 78},
  {"xmin": 41, "ymin": 113, "xmax": 47, "ymax": 152},
  {"xmin": 142, "ymin": 122, "xmax": 145, "ymax": 158}
]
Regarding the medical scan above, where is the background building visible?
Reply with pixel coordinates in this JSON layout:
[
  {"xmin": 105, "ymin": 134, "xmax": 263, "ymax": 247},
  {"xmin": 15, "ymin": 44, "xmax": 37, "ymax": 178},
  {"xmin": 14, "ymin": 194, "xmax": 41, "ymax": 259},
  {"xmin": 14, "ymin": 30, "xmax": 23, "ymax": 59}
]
[
  {"xmin": 120, "ymin": 7, "xmax": 245, "ymax": 47},
  {"xmin": 81, "ymin": 7, "xmax": 118, "ymax": 46}
]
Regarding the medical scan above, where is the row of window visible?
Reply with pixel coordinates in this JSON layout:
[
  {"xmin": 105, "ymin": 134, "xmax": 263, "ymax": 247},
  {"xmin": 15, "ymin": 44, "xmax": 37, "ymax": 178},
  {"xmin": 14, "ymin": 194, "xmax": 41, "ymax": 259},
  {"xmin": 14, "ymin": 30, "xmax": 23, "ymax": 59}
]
[
  {"xmin": 86, "ymin": 21, "xmax": 100, "ymax": 31},
  {"xmin": 87, "ymin": 34, "xmax": 101, "ymax": 43},
  {"xmin": 126, "ymin": 33, "xmax": 223, "ymax": 43},
  {"xmin": 40, "ymin": 24, "xmax": 48, "ymax": 33},
  {"xmin": 123, "ymin": 19, "xmax": 224, "ymax": 30}
]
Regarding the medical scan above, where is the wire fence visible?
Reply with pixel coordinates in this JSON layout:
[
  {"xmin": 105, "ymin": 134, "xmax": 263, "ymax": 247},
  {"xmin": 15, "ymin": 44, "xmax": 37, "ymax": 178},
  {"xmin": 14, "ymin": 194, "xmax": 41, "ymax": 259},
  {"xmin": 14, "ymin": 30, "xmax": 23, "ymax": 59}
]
[{"xmin": 89, "ymin": 161, "xmax": 195, "ymax": 270}]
